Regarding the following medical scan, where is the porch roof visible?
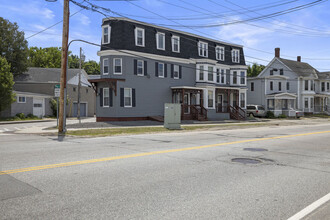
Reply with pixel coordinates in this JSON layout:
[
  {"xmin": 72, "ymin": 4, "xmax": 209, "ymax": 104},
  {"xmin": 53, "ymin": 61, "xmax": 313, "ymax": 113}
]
[
  {"xmin": 266, "ymin": 92, "xmax": 297, "ymax": 99},
  {"xmin": 314, "ymin": 93, "xmax": 329, "ymax": 98},
  {"xmin": 214, "ymin": 86, "xmax": 247, "ymax": 90},
  {"xmin": 171, "ymin": 86, "xmax": 204, "ymax": 90}
]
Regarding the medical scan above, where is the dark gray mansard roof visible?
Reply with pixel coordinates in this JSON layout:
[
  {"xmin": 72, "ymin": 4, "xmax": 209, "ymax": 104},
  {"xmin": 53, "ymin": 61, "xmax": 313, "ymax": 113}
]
[
  {"xmin": 14, "ymin": 67, "xmax": 87, "ymax": 83},
  {"xmin": 278, "ymin": 58, "xmax": 319, "ymax": 77}
]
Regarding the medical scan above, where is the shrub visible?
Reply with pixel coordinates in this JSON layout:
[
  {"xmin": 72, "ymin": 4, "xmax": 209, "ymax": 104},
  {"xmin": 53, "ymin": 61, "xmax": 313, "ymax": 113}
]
[
  {"xmin": 15, "ymin": 113, "xmax": 25, "ymax": 119},
  {"xmin": 50, "ymin": 98, "xmax": 57, "ymax": 116},
  {"xmin": 26, "ymin": 113, "xmax": 38, "ymax": 119},
  {"xmin": 265, "ymin": 111, "xmax": 275, "ymax": 118},
  {"xmin": 278, "ymin": 114, "xmax": 287, "ymax": 118}
]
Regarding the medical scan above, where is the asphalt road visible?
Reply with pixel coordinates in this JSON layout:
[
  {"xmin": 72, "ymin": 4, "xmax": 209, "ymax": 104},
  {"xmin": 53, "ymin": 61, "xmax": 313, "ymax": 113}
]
[{"xmin": 0, "ymin": 122, "xmax": 330, "ymax": 219}]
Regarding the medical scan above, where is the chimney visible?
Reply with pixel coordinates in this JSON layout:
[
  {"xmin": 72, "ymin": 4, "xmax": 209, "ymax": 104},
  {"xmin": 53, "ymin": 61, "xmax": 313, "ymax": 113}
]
[
  {"xmin": 297, "ymin": 56, "xmax": 301, "ymax": 62},
  {"xmin": 275, "ymin": 48, "xmax": 280, "ymax": 58}
]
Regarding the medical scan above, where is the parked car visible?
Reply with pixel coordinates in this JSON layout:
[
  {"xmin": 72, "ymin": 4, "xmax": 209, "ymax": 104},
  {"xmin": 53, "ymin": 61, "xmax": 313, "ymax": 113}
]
[
  {"xmin": 292, "ymin": 109, "xmax": 304, "ymax": 118},
  {"xmin": 246, "ymin": 105, "xmax": 267, "ymax": 117}
]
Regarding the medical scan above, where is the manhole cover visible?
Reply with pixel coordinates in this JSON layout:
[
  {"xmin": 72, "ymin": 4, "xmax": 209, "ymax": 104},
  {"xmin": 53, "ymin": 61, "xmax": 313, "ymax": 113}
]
[
  {"xmin": 232, "ymin": 158, "xmax": 262, "ymax": 164},
  {"xmin": 244, "ymin": 148, "xmax": 268, "ymax": 152}
]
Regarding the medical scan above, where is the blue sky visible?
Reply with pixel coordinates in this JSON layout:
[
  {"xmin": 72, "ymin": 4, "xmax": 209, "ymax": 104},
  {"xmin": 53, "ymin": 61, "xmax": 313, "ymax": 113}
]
[{"xmin": 1, "ymin": 0, "xmax": 329, "ymax": 70}]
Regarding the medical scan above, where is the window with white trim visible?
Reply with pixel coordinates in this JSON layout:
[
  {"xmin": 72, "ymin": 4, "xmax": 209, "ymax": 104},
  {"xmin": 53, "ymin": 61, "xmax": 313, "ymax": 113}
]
[
  {"xmin": 137, "ymin": 60, "xmax": 144, "ymax": 76},
  {"xmin": 304, "ymin": 97, "xmax": 309, "ymax": 108},
  {"xmin": 156, "ymin": 32, "xmax": 165, "ymax": 50},
  {"xmin": 240, "ymin": 93, "xmax": 245, "ymax": 108},
  {"xmin": 171, "ymin": 35, "xmax": 180, "ymax": 53},
  {"xmin": 270, "ymin": 81, "xmax": 273, "ymax": 91},
  {"xmin": 232, "ymin": 71, "xmax": 238, "ymax": 84},
  {"xmin": 240, "ymin": 71, "xmax": 246, "ymax": 85},
  {"xmin": 113, "ymin": 58, "xmax": 122, "ymax": 74},
  {"xmin": 216, "ymin": 69, "xmax": 220, "ymax": 83},
  {"xmin": 198, "ymin": 41, "xmax": 208, "ymax": 57},
  {"xmin": 251, "ymin": 82, "xmax": 254, "ymax": 91},
  {"xmin": 231, "ymin": 49, "xmax": 240, "ymax": 63},
  {"xmin": 215, "ymin": 46, "xmax": 224, "ymax": 61},
  {"xmin": 103, "ymin": 58, "xmax": 109, "ymax": 75},
  {"xmin": 327, "ymin": 82, "xmax": 330, "ymax": 91},
  {"xmin": 17, "ymin": 96, "xmax": 26, "ymax": 103},
  {"xmin": 135, "ymin": 27, "xmax": 145, "ymax": 47},
  {"xmin": 220, "ymin": 69, "xmax": 225, "ymax": 84},
  {"xmin": 208, "ymin": 66, "xmax": 214, "ymax": 82},
  {"xmin": 102, "ymin": 25, "xmax": 110, "ymax": 44},
  {"xmin": 278, "ymin": 82, "xmax": 282, "ymax": 91},
  {"xmin": 173, "ymin": 65, "xmax": 179, "ymax": 79},
  {"xmin": 158, "ymin": 63, "xmax": 164, "ymax": 78},
  {"xmin": 124, "ymin": 88, "xmax": 132, "ymax": 107},
  {"xmin": 208, "ymin": 90, "xmax": 214, "ymax": 108},
  {"xmin": 199, "ymin": 65, "xmax": 204, "ymax": 81},
  {"xmin": 305, "ymin": 80, "xmax": 309, "ymax": 90},
  {"xmin": 103, "ymin": 88, "xmax": 109, "ymax": 107}
]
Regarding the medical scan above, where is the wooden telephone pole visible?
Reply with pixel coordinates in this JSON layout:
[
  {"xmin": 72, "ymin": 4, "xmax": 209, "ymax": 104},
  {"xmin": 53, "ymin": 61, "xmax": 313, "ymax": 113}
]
[{"xmin": 58, "ymin": 0, "xmax": 70, "ymax": 133}]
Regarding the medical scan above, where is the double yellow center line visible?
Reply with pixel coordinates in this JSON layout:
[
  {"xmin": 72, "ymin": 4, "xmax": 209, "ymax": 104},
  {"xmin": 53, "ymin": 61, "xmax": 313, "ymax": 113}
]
[{"xmin": 1, "ymin": 130, "xmax": 329, "ymax": 175}]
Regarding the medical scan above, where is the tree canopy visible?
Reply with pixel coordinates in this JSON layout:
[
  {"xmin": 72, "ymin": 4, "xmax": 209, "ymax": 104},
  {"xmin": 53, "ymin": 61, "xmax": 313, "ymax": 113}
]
[
  {"xmin": 247, "ymin": 63, "xmax": 266, "ymax": 77},
  {"xmin": 0, "ymin": 17, "xmax": 28, "ymax": 75},
  {"xmin": 28, "ymin": 47, "xmax": 100, "ymax": 74},
  {"xmin": 0, "ymin": 56, "xmax": 15, "ymax": 112}
]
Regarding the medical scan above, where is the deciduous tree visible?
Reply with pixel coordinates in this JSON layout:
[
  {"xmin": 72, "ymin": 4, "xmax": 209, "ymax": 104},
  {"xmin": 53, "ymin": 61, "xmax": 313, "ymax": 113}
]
[
  {"xmin": 247, "ymin": 63, "xmax": 265, "ymax": 77},
  {"xmin": 0, "ymin": 57, "xmax": 15, "ymax": 112},
  {"xmin": 0, "ymin": 17, "xmax": 28, "ymax": 75}
]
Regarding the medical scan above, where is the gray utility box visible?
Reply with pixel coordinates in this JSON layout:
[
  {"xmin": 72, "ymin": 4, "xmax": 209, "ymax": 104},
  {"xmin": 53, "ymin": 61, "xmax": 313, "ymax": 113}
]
[{"xmin": 164, "ymin": 103, "xmax": 181, "ymax": 130}]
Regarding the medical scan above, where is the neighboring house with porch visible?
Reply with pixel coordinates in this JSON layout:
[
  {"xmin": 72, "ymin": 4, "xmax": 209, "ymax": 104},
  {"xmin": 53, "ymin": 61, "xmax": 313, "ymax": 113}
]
[
  {"xmin": 0, "ymin": 68, "xmax": 95, "ymax": 118},
  {"xmin": 89, "ymin": 17, "xmax": 248, "ymax": 122},
  {"xmin": 247, "ymin": 48, "xmax": 330, "ymax": 116}
]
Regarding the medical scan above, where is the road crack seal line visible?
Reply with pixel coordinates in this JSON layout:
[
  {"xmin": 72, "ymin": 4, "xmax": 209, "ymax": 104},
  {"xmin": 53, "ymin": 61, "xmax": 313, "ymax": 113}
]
[{"xmin": 1, "ymin": 130, "xmax": 330, "ymax": 175}]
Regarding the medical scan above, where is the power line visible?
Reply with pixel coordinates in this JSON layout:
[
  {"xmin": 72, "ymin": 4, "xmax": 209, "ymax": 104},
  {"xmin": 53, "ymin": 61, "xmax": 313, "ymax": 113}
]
[{"xmin": 70, "ymin": 0, "xmax": 330, "ymax": 63}]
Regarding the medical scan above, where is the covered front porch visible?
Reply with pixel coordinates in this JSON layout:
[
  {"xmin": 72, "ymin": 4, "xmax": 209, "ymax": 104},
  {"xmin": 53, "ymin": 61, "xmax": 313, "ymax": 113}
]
[
  {"xmin": 213, "ymin": 87, "xmax": 246, "ymax": 120},
  {"xmin": 171, "ymin": 86, "xmax": 207, "ymax": 120},
  {"xmin": 267, "ymin": 93, "xmax": 297, "ymax": 117},
  {"xmin": 314, "ymin": 95, "xmax": 329, "ymax": 114}
]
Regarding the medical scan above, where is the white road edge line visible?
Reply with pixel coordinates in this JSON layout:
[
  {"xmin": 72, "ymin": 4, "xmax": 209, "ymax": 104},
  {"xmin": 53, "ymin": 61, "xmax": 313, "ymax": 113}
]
[{"xmin": 287, "ymin": 192, "xmax": 330, "ymax": 220}]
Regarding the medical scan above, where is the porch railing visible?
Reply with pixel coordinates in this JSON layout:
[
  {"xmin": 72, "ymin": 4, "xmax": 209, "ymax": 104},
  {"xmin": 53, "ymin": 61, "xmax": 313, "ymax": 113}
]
[
  {"xmin": 181, "ymin": 104, "xmax": 207, "ymax": 120},
  {"xmin": 228, "ymin": 105, "xmax": 246, "ymax": 120},
  {"xmin": 314, "ymin": 105, "xmax": 328, "ymax": 113}
]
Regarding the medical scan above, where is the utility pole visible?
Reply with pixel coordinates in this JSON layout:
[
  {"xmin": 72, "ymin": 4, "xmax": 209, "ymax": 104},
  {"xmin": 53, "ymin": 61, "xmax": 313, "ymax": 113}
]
[
  {"xmin": 78, "ymin": 47, "xmax": 82, "ymax": 124},
  {"xmin": 58, "ymin": 0, "xmax": 70, "ymax": 133}
]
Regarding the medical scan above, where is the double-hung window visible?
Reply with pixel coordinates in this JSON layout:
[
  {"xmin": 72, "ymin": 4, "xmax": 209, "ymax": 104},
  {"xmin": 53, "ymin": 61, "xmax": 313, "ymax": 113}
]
[
  {"xmin": 158, "ymin": 63, "xmax": 164, "ymax": 78},
  {"xmin": 103, "ymin": 58, "xmax": 109, "ymax": 75},
  {"xmin": 171, "ymin": 35, "xmax": 180, "ymax": 53},
  {"xmin": 220, "ymin": 69, "xmax": 225, "ymax": 84},
  {"xmin": 198, "ymin": 41, "xmax": 208, "ymax": 57},
  {"xmin": 199, "ymin": 65, "xmax": 204, "ymax": 81},
  {"xmin": 240, "ymin": 93, "xmax": 245, "ymax": 108},
  {"xmin": 208, "ymin": 66, "xmax": 214, "ymax": 82},
  {"xmin": 287, "ymin": 82, "xmax": 290, "ymax": 90},
  {"xmin": 137, "ymin": 60, "xmax": 144, "ymax": 76},
  {"xmin": 327, "ymin": 82, "xmax": 330, "ymax": 91},
  {"xmin": 304, "ymin": 98, "xmax": 309, "ymax": 109},
  {"xmin": 251, "ymin": 82, "xmax": 254, "ymax": 91},
  {"xmin": 215, "ymin": 46, "xmax": 224, "ymax": 61},
  {"xmin": 135, "ymin": 27, "xmax": 145, "ymax": 47},
  {"xmin": 270, "ymin": 81, "xmax": 273, "ymax": 91},
  {"xmin": 173, "ymin": 65, "xmax": 179, "ymax": 79},
  {"xmin": 322, "ymin": 82, "xmax": 325, "ymax": 91},
  {"xmin": 233, "ymin": 71, "xmax": 237, "ymax": 84},
  {"xmin": 305, "ymin": 80, "xmax": 309, "ymax": 90},
  {"xmin": 113, "ymin": 58, "xmax": 122, "ymax": 74},
  {"xmin": 103, "ymin": 88, "xmax": 109, "ymax": 107},
  {"xmin": 231, "ymin": 49, "xmax": 240, "ymax": 63},
  {"xmin": 102, "ymin": 25, "xmax": 110, "ymax": 44},
  {"xmin": 278, "ymin": 82, "xmax": 282, "ymax": 91},
  {"xmin": 17, "ymin": 96, "xmax": 26, "ymax": 103},
  {"xmin": 216, "ymin": 69, "xmax": 220, "ymax": 83},
  {"xmin": 156, "ymin": 32, "xmax": 165, "ymax": 50},
  {"xmin": 240, "ymin": 71, "xmax": 246, "ymax": 85},
  {"xmin": 208, "ymin": 90, "xmax": 214, "ymax": 108},
  {"xmin": 280, "ymin": 69, "xmax": 284, "ymax": 75},
  {"xmin": 124, "ymin": 88, "xmax": 132, "ymax": 107}
]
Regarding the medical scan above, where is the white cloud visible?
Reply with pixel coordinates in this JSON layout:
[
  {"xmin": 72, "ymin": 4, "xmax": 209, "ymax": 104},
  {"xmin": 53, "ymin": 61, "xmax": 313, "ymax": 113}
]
[
  {"xmin": 80, "ymin": 14, "xmax": 91, "ymax": 26},
  {"xmin": 0, "ymin": 1, "xmax": 55, "ymax": 20}
]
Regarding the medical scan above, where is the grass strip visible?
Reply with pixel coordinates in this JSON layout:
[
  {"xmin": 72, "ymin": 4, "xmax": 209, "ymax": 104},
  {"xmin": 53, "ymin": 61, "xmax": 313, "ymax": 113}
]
[{"xmin": 67, "ymin": 123, "xmax": 266, "ymax": 137}]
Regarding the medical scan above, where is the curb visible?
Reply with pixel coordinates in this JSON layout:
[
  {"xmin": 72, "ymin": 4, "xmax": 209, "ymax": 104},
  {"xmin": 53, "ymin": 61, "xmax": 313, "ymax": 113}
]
[{"xmin": 0, "ymin": 119, "xmax": 55, "ymax": 125}]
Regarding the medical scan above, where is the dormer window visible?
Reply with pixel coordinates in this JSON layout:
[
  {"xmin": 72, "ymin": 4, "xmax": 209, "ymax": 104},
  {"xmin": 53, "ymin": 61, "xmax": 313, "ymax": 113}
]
[
  {"xmin": 231, "ymin": 49, "xmax": 240, "ymax": 63},
  {"xmin": 102, "ymin": 25, "xmax": 111, "ymax": 44},
  {"xmin": 198, "ymin": 41, "xmax": 208, "ymax": 57},
  {"xmin": 215, "ymin": 46, "xmax": 224, "ymax": 61},
  {"xmin": 135, "ymin": 27, "xmax": 145, "ymax": 47},
  {"xmin": 156, "ymin": 32, "xmax": 165, "ymax": 50},
  {"xmin": 171, "ymin": 35, "xmax": 180, "ymax": 53}
]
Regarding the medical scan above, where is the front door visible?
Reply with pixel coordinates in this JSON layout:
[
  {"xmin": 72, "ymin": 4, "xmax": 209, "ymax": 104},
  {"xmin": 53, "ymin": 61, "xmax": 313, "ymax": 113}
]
[
  {"xmin": 217, "ymin": 94, "xmax": 223, "ymax": 112},
  {"xmin": 33, "ymin": 98, "xmax": 44, "ymax": 118},
  {"xmin": 183, "ymin": 93, "xmax": 190, "ymax": 114}
]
